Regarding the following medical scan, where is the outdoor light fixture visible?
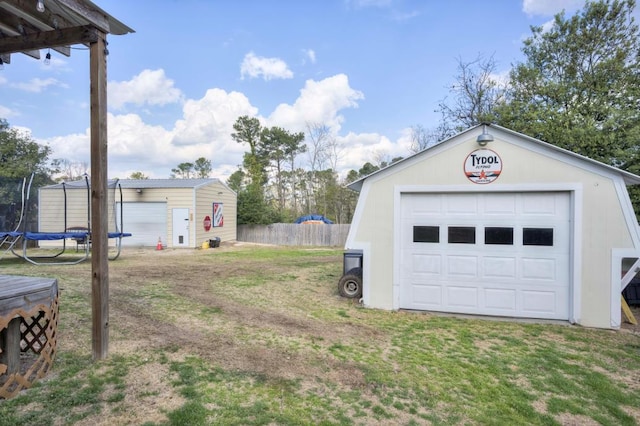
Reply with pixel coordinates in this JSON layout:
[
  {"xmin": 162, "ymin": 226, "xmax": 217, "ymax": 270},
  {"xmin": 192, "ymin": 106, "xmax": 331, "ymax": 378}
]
[
  {"xmin": 476, "ymin": 124, "xmax": 494, "ymax": 146},
  {"xmin": 44, "ymin": 50, "xmax": 51, "ymax": 65},
  {"xmin": 36, "ymin": 0, "xmax": 45, "ymax": 13}
]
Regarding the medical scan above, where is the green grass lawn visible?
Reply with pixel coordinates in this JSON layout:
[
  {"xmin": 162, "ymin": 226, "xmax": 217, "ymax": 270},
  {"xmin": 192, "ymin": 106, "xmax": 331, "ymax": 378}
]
[{"xmin": 0, "ymin": 245, "xmax": 639, "ymax": 425}]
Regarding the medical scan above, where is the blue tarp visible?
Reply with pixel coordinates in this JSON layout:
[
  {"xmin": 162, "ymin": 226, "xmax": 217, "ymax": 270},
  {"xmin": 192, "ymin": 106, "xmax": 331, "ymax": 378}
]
[{"xmin": 294, "ymin": 214, "xmax": 333, "ymax": 224}]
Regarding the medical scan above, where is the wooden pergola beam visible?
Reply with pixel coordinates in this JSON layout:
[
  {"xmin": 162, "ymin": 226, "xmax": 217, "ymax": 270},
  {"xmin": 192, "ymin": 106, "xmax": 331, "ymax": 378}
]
[
  {"xmin": 55, "ymin": 0, "xmax": 111, "ymax": 33},
  {"xmin": 0, "ymin": 25, "xmax": 97, "ymax": 55}
]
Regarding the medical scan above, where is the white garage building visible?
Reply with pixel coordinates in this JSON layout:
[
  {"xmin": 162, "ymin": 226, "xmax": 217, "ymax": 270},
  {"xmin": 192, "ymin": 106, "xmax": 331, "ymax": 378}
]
[{"xmin": 345, "ymin": 124, "xmax": 640, "ymax": 329}]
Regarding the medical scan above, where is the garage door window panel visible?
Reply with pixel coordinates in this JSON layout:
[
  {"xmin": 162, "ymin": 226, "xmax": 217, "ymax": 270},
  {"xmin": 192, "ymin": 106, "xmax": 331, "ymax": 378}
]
[
  {"xmin": 413, "ymin": 226, "xmax": 439, "ymax": 243},
  {"xmin": 448, "ymin": 226, "xmax": 476, "ymax": 244},
  {"xmin": 485, "ymin": 227, "xmax": 514, "ymax": 245},
  {"xmin": 523, "ymin": 228, "xmax": 554, "ymax": 246}
]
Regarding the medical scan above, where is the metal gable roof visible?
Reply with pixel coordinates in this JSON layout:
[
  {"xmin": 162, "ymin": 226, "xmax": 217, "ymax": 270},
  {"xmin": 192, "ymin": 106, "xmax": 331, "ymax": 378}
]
[{"xmin": 347, "ymin": 123, "xmax": 640, "ymax": 192}]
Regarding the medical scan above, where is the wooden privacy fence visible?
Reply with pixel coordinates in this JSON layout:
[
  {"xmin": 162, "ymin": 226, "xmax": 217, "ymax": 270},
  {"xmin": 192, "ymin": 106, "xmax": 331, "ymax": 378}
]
[{"xmin": 237, "ymin": 223, "xmax": 350, "ymax": 247}]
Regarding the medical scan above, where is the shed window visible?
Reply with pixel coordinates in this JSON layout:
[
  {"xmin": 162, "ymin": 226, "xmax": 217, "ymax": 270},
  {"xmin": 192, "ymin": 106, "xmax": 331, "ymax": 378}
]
[
  {"xmin": 485, "ymin": 227, "xmax": 514, "ymax": 245},
  {"xmin": 448, "ymin": 226, "xmax": 476, "ymax": 244},
  {"xmin": 413, "ymin": 226, "xmax": 439, "ymax": 243},
  {"xmin": 523, "ymin": 228, "xmax": 554, "ymax": 246}
]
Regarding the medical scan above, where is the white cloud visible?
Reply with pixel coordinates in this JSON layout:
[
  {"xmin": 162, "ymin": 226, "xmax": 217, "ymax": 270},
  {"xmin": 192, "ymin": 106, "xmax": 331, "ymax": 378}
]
[
  {"xmin": 0, "ymin": 104, "xmax": 17, "ymax": 118},
  {"xmin": 336, "ymin": 131, "xmax": 410, "ymax": 173},
  {"xmin": 46, "ymin": 88, "xmax": 257, "ymax": 178},
  {"xmin": 108, "ymin": 69, "xmax": 184, "ymax": 110},
  {"xmin": 489, "ymin": 70, "xmax": 510, "ymax": 88},
  {"xmin": 522, "ymin": 0, "xmax": 584, "ymax": 16},
  {"xmin": 540, "ymin": 19, "xmax": 556, "ymax": 33},
  {"xmin": 347, "ymin": 0, "xmax": 393, "ymax": 8},
  {"xmin": 39, "ymin": 73, "xmax": 408, "ymax": 181},
  {"xmin": 44, "ymin": 131, "xmax": 91, "ymax": 163},
  {"xmin": 106, "ymin": 101, "xmax": 253, "ymax": 179},
  {"xmin": 240, "ymin": 52, "xmax": 294, "ymax": 80},
  {"xmin": 13, "ymin": 126, "xmax": 33, "ymax": 139},
  {"xmin": 172, "ymin": 88, "xmax": 257, "ymax": 151},
  {"xmin": 11, "ymin": 77, "xmax": 68, "ymax": 93},
  {"xmin": 392, "ymin": 10, "xmax": 420, "ymax": 21},
  {"xmin": 107, "ymin": 113, "xmax": 178, "ymax": 174},
  {"xmin": 303, "ymin": 49, "xmax": 317, "ymax": 64},
  {"xmin": 268, "ymin": 74, "xmax": 364, "ymax": 133}
]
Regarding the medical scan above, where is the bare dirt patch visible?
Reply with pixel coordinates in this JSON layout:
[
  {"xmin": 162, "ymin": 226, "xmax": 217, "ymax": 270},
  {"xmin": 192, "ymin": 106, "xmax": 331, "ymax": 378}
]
[
  {"xmin": 621, "ymin": 305, "xmax": 640, "ymax": 335},
  {"xmin": 66, "ymin": 244, "xmax": 382, "ymax": 426},
  {"xmin": 106, "ymin": 247, "xmax": 374, "ymax": 389}
]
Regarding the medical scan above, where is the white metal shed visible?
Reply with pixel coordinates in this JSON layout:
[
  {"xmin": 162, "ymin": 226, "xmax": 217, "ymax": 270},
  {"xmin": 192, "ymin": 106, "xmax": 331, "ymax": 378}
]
[{"xmin": 39, "ymin": 178, "xmax": 236, "ymax": 248}]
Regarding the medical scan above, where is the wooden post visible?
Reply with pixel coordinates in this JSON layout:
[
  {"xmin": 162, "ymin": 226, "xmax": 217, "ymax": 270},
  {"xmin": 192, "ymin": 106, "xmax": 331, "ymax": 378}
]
[
  {"xmin": 0, "ymin": 318, "xmax": 21, "ymax": 374},
  {"xmin": 90, "ymin": 31, "xmax": 109, "ymax": 360}
]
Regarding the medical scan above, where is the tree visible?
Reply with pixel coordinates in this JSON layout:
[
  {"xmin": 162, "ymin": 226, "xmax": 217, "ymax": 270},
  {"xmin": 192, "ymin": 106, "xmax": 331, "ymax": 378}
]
[
  {"xmin": 226, "ymin": 168, "xmax": 245, "ymax": 193},
  {"xmin": 259, "ymin": 126, "xmax": 305, "ymax": 211},
  {"xmin": 409, "ymin": 123, "xmax": 450, "ymax": 153},
  {"xmin": 496, "ymin": 0, "xmax": 640, "ymax": 170},
  {"xmin": 231, "ymin": 116, "xmax": 266, "ymax": 189},
  {"xmin": 409, "ymin": 124, "xmax": 431, "ymax": 153},
  {"xmin": 230, "ymin": 116, "xmax": 283, "ymax": 224},
  {"xmin": 194, "ymin": 157, "xmax": 212, "ymax": 178},
  {"xmin": 284, "ymin": 131, "xmax": 307, "ymax": 216},
  {"xmin": 305, "ymin": 122, "xmax": 333, "ymax": 173},
  {"xmin": 129, "ymin": 171, "xmax": 148, "ymax": 179},
  {"xmin": 437, "ymin": 53, "xmax": 507, "ymax": 135},
  {"xmin": 236, "ymin": 188, "xmax": 283, "ymax": 225},
  {"xmin": 170, "ymin": 162, "xmax": 194, "ymax": 179},
  {"xmin": 409, "ymin": 54, "xmax": 505, "ymax": 155},
  {"xmin": 0, "ymin": 119, "xmax": 54, "ymax": 179},
  {"xmin": 304, "ymin": 122, "xmax": 339, "ymax": 215},
  {"xmin": 53, "ymin": 158, "xmax": 88, "ymax": 182},
  {"xmin": 358, "ymin": 162, "xmax": 380, "ymax": 177},
  {"xmin": 335, "ymin": 174, "xmax": 359, "ymax": 223},
  {"xmin": 0, "ymin": 119, "xmax": 56, "ymax": 229}
]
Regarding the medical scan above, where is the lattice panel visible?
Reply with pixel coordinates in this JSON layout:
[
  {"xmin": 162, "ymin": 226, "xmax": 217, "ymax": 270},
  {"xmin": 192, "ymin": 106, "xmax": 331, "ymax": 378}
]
[
  {"xmin": 0, "ymin": 293, "xmax": 59, "ymax": 399},
  {"xmin": 21, "ymin": 311, "xmax": 49, "ymax": 354}
]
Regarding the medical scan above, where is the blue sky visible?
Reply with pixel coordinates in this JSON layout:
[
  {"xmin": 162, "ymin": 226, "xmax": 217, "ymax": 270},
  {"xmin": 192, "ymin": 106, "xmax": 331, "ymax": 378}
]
[{"xmin": 0, "ymin": 0, "xmax": 598, "ymax": 179}]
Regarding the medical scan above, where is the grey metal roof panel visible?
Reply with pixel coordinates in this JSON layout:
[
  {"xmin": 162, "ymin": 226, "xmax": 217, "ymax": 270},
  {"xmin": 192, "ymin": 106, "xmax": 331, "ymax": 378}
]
[
  {"xmin": 117, "ymin": 179, "xmax": 221, "ymax": 189},
  {"xmin": 41, "ymin": 178, "xmax": 223, "ymax": 190},
  {"xmin": 40, "ymin": 179, "xmax": 90, "ymax": 189}
]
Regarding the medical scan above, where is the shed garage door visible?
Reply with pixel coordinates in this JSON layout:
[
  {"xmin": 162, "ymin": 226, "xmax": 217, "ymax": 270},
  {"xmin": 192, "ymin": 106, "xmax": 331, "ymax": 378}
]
[
  {"xmin": 117, "ymin": 202, "xmax": 167, "ymax": 247},
  {"xmin": 399, "ymin": 192, "xmax": 571, "ymax": 320}
]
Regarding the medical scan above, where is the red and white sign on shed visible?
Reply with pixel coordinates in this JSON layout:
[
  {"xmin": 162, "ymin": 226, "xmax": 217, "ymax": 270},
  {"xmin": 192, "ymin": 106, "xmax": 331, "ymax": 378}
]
[{"xmin": 213, "ymin": 203, "xmax": 224, "ymax": 227}]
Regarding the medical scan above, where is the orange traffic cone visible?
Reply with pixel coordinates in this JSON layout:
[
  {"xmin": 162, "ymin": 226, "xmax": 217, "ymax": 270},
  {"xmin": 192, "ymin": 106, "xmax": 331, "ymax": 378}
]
[{"xmin": 156, "ymin": 237, "xmax": 163, "ymax": 250}]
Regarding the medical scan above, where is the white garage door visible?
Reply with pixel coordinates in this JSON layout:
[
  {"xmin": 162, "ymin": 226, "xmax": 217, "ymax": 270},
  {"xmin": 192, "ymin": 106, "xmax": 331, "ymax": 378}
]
[
  {"xmin": 399, "ymin": 192, "xmax": 571, "ymax": 320},
  {"xmin": 117, "ymin": 202, "xmax": 167, "ymax": 247}
]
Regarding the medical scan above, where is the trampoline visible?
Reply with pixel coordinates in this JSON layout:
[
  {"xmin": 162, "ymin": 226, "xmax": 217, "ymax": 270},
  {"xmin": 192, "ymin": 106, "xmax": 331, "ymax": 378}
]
[{"xmin": 1, "ymin": 175, "xmax": 131, "ymax": 265}]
